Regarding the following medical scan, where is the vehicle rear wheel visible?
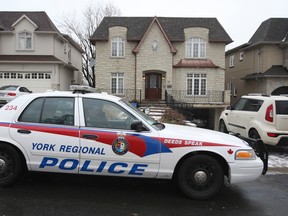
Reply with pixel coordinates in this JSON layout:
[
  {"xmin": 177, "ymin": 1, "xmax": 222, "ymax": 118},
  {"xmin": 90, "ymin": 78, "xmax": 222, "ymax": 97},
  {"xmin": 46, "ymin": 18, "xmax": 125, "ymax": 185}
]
[
  {"xmin": 219, "ymin": 120, "xmax": 228, "ymax": 133},
  {"xmin": 0, "ymin": 144, "xmax": 23, "ymax": 186},
  {"xmin": 249, "ymin": 129, "xmax": 260, "ymax": 140},
  {"xmin": 177, "ymin": 155, "xmax": 224, "ymax": 200}
]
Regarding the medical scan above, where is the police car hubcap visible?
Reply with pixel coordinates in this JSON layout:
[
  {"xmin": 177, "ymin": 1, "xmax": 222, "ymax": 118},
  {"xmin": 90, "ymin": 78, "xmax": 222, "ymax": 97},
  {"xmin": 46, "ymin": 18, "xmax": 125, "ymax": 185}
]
[
  {"xmin": 0, "ymin": 158, "xmax": 6, "ymax": 172},
  {"xmin": 194, "ymin": 171, "xmax": 207, "ymax": 184}
]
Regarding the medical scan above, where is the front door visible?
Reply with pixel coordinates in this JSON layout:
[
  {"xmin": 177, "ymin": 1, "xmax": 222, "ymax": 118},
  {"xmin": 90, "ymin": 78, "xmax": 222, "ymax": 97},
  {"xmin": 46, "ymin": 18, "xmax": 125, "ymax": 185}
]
[
  {"xmin": 145, "ymin": 73, "xmax": 162, "ymax": 100},
  {"xmin": 79, "ymin": 98, "xmax": 160, "ymax": 178}
]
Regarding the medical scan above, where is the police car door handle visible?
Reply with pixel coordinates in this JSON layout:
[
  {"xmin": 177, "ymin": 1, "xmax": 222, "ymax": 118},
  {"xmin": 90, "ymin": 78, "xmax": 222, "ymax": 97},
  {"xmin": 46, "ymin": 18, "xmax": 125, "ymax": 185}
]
[
  {"xmin": 17, "ymin": 129, "xmax": 31, "ymax": 134},
  {"xmin": 82, "ymin": 134, "xmax": 99, "ymax": 139}
]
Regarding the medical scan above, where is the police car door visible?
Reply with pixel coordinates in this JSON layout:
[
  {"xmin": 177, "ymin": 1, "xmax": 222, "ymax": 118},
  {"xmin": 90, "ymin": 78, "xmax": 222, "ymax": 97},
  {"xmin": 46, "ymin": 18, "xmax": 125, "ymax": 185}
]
[
  {"xmin": 79, "ymin": 98, "xmax": 160, "ymax": 178},
  {"xmin": 9, "ymin": 96, "xmax": 80, "ymax": 173}
]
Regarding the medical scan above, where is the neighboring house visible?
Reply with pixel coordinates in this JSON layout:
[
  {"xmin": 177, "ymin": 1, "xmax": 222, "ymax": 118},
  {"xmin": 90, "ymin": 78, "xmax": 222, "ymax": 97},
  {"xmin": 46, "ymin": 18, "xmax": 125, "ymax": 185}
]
[
  {"xmin": 225, "ymin": 18, "xmax": 288, "ymax": 105},
  {"xmin": 0, "ymin": 11, "xmax": 83, "ymax": 92},
  {"xmin": 90, "ymin": 16, "xmax": 232, "ymax": 129}
]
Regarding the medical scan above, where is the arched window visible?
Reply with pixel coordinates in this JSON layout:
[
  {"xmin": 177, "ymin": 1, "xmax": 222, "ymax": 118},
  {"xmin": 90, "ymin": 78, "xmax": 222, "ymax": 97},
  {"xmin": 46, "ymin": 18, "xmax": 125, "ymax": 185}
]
[
  {"xmin": 18, "ymin": 31, "xmax": 32, "ymax": 50},
  {"xmin": 111, "ymin": 36, "xmax": 125, "ymax": 57},
  {"xmin": 186, "ymin": 37, "xmax": 206, "ymax": 58}
]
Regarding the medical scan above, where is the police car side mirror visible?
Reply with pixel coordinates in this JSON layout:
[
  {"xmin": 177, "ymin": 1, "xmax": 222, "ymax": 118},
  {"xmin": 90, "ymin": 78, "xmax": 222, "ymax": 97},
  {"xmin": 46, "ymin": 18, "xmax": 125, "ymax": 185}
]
[
  {"xmin": 226, "ymin": 105, "xmax": 232, "ymax": 110},
  {"xmin": 131, "ymin": 120, "xmax": 143, "ymax": 132}
]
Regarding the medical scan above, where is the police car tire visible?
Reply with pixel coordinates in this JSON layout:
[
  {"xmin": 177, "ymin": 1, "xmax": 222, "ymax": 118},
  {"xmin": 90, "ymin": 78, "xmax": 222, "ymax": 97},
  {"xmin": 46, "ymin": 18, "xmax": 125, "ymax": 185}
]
[
  {"xmin": 177, "ymin": 155, "xmax": 224, "ymax": 200},
  {"xmin": 0, "ymin": 144, "xmax": 23, "ymax": 186}
]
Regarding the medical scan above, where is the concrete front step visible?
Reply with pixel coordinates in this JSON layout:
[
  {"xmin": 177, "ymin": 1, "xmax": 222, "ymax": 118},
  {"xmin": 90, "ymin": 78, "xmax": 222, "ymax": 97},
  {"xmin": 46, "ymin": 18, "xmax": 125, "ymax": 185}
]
[{"xmin": 139, "ymin": 105, "xmax": 168, "ymax": 120}]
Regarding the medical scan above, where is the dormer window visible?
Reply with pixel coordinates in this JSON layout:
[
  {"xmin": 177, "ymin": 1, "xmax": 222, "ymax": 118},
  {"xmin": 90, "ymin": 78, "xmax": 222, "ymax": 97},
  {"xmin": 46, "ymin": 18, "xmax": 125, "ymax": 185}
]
[
  {"xmin": 18, "ymin": 31, "xmax": 32, "ymax": 50},
  {"xmin": 111, "ymin": 36, "xmax": 124, "ymax": 57},
  {"xmin": 186, "ymin": 37, "xmax": 206, "ymax": 59}
]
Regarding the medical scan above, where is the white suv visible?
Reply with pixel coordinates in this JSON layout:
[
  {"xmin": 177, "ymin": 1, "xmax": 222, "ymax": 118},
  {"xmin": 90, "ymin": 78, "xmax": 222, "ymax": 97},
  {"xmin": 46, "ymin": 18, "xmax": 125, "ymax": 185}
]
[{"xmin": 219, "ymin": 94, "xmax": 288, "ymax": 146}]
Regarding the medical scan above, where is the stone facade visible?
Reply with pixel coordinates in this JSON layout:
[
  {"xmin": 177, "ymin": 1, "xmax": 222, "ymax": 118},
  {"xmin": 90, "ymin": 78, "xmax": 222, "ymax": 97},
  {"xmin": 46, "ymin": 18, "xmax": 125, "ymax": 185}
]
[{"xmin": 93, "ymin": 17, "xmax": 231, "ymax": 129}]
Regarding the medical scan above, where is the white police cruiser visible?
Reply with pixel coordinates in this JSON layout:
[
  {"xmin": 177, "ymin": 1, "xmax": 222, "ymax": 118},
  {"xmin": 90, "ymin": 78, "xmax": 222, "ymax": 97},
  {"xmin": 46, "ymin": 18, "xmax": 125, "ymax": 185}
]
[{"xmin": 0, "ymin": 86, "xmax": 267, "ymax": 200}]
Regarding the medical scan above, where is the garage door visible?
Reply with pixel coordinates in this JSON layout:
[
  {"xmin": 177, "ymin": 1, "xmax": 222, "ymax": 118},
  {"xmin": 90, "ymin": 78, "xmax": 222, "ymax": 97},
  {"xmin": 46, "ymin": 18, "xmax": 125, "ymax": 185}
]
[{"xmin": 0, "ymin": 72, "xmax": 52, "ymax": 93}]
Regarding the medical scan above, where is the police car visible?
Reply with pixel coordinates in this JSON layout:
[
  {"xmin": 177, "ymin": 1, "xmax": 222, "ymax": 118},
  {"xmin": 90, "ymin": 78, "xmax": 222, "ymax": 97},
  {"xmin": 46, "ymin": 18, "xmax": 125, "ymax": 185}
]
[{"xmin": 0, "ymin": 86, "xmax": 267, "ymax": 200}]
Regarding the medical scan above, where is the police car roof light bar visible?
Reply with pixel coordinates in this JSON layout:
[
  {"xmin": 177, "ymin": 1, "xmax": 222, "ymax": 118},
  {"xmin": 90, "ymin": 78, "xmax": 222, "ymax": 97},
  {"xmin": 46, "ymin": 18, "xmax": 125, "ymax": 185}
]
[{"xmin": 70, "ymin": 85, "xmax": 95, "ymax": 94}]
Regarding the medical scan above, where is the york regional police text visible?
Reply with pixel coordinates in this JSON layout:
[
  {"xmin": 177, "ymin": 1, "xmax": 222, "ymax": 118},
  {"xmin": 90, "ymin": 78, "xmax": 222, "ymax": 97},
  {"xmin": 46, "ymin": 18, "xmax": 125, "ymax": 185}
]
[{"xmin": 32, "ymin": 143, "xmax": 105, "ymax": 155}]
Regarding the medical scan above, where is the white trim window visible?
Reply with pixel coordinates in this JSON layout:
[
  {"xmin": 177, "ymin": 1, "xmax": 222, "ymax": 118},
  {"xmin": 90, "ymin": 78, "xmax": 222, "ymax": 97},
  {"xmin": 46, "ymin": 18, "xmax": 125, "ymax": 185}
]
[
  {"xmin": 18, "ymin": 31, "xmax": 32, "ymax": 50},
  {"xmin": 187, "ymin": 74, "xmax": 207, "ymax": 95},
  {"xmin": 186, "ymin": 37, "xmax": 206, "ymax": 58},
  {"xmin": 240, "ymin": 51, "xmax": 244, "ymax": 61},
  {"xmin": 0, "ymin": 72, "xmax": 51, "ymax": 80},
  {"xmin": 111, "ymin": 73, "xmax": 124, "ymax": 94},
  {"xmin": 111, "ymin": 36, "xmax": 124, "ymax": 57},
  {"xmin": 11, "ymin": 73, "xmax": 17, "ymax": 79},
  {"xmin": 229, "ymin": 55, "xmax": 235, "ymax": 67}
]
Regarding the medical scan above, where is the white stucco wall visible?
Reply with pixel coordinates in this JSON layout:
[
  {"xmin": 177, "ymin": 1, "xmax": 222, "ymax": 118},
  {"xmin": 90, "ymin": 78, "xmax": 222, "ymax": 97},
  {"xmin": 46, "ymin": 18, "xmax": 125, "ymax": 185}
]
[{"xmin": 0, "ymin": 15, "xmax": 83, "ymax": 91}]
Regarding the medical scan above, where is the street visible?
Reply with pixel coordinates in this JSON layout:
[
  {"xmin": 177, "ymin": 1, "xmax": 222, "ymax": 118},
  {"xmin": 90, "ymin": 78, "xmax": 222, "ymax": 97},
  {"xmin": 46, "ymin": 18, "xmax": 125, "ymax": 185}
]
[{"xmin": 0, "ymin": 168, "xmax": 287, "ymax": 216}]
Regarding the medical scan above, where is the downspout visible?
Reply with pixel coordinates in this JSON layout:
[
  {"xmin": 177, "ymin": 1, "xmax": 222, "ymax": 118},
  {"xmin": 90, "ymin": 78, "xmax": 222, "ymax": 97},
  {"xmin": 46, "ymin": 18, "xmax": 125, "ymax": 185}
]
[
  {"xmin": 256, "ymin": 48, "xmax": 263, "ymax": 86},
  {"xmin": 134, "ymin": 53, "xmax": 137, "ymax": 101}
]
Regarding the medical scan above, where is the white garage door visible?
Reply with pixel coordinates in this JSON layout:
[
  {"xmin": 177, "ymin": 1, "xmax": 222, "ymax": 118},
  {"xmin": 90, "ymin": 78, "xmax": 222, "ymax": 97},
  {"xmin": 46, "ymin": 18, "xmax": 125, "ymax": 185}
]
[{"xmin": 0, "ymin": 72, "xmax": 52, "ymax": 93}]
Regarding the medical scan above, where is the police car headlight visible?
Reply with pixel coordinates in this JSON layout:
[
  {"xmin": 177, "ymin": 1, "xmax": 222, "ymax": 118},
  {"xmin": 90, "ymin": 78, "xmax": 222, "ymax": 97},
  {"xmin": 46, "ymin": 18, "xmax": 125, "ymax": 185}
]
[{"xmin": 235, "ymin": 149, "xmax": 256, "ymax": 160}]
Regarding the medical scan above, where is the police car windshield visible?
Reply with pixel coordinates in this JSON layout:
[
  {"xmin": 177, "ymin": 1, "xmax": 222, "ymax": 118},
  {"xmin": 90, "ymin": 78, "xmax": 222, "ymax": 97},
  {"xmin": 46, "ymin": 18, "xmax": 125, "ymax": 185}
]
[{"xmin": 121, "ymin": 100, "xmax": 164, "ymax": 130}]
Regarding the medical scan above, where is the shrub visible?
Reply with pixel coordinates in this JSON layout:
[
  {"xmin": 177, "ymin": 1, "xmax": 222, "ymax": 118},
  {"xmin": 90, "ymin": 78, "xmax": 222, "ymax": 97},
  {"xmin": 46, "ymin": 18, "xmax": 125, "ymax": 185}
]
[{"xmin": 160, "ymin": 108, "xmax": 186, "ymax": 125}]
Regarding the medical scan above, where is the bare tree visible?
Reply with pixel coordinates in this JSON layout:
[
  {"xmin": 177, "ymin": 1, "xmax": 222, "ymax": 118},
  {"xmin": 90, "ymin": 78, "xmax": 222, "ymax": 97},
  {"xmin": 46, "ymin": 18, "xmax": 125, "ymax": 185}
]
[{"xmin": 59, "ymin": 2, "xmax": 120, "ymax": 87}]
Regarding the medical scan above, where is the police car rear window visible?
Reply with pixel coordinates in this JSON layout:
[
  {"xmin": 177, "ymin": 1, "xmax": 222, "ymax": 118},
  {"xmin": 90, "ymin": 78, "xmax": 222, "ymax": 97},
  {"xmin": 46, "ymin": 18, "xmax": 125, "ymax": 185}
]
[
  {"xmin": 18, "ymin": 97, "xmax": 75, "ymax": 125},
  {"xmin": 276, "ymin": 101, "xmax": 288, "ymax": 115}
]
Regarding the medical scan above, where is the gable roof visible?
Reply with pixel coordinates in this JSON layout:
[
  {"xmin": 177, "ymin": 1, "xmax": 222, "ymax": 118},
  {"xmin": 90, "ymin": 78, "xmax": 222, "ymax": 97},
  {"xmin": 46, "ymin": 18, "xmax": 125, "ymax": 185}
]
[
  {"xmin": 248, "ymin": 18, "xmax": 288, "ymax": 45},
  {"xmin": 90, "ymin": 16, "xmax": 232, "ymax": 45},
  {"xmin": 0, "ymin": 11, "xmax": 84, "ymax": 53},
  {"xmin": 12, "ymin": 14, "xmax": 38, "ymax": 29},
  {"xmin": 132, "ymin": 16, "xmax": 177, "ymax": 53},
  {"xmin": 0, "ymin": 11, "xmax": 59, "ymax": 32}
]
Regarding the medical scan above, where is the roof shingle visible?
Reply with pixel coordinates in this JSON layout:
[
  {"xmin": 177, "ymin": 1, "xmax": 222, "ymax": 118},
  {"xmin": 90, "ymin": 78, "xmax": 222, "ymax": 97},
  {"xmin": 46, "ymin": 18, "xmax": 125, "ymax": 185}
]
[
  {"xmin": 248, "ymin": 18, "xmax": 288, "ymax": 45},
  {"xmin": 242, "ymin": 65, "xmax": 288, "ymax": 79},
  {"xmin": 91, "ymin": 16, "xmax": 232, "ymax": 44},
  {"xmin": 0, "ymin": 55, "xmax": 62, "ymax": 62},
  {"xmin": 0, "ymin": 11, "xmax": 59, "ymax": 32}
]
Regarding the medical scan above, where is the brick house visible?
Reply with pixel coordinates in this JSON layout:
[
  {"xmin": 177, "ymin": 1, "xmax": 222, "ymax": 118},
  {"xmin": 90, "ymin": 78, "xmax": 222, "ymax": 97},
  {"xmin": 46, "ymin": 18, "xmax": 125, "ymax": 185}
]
[
  {"xmin": 0, "ymin": 11, "xmax": 83, "ymax": 92},
  {"xmin": 90, "ymin": 16, "xmax": 232, "ymax": 129},
  {"xmin": 225, "ymin": 18, "xmax": 288, "ymax": 105}
]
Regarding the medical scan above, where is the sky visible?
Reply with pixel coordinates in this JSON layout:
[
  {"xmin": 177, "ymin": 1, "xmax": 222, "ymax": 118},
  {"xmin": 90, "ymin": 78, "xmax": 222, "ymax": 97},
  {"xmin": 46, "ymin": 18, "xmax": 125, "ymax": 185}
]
[{"xmin": 1, "ymin": 0, "xmax": 288, "ymax": 50}]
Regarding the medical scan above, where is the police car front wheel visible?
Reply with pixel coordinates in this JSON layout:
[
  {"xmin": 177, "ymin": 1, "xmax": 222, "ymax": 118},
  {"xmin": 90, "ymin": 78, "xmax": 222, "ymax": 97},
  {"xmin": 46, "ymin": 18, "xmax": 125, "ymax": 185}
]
[
  {"xmin": 177, "ymin": 155, "xmax": 224, "ymax": 200},
  {"xmin": 0, "ymin": 144, "xmax": 23, "ymax": 186}
]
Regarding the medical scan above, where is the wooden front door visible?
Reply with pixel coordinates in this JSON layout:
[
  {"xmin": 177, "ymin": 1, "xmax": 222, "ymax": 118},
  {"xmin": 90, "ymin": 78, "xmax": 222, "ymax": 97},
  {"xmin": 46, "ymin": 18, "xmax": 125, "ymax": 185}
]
[{"xmin": 145, "ymin": 73, "xmax": 162, "ymax": 100}]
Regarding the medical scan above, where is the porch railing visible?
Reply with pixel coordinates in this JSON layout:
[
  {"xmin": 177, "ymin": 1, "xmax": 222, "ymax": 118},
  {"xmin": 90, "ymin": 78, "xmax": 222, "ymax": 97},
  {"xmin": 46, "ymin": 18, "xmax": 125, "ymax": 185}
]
[
  {"xmin": 95, "ymin": 88, "xmax": 227, "ymax": 105},
  {"xmin": 165, "ymin": 90, "xmax": 225, "ymax": 104}
]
